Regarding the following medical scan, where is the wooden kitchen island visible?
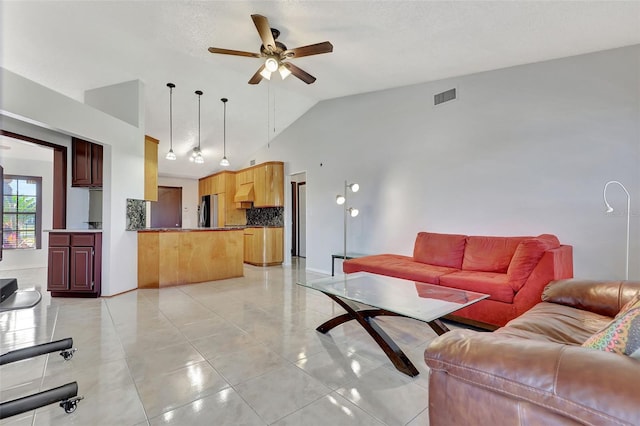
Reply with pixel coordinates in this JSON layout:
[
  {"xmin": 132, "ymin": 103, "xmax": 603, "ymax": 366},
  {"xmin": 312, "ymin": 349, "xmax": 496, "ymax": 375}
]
[{"xmin": 137, "ymin": 228, "xmax": 243, "ymax": 288}]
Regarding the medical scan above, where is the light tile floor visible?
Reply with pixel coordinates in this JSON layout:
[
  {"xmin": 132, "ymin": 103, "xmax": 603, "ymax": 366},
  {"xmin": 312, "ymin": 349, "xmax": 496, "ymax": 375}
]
[{"xmin": 0, "ymin": 260, "xmax": 444, "ymax": 425}]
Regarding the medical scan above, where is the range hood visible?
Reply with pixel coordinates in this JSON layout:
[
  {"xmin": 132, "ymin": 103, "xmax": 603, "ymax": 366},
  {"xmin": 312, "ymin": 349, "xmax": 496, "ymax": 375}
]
[{"xmin": 234, "ymin": 183, "xmax": 255, "ymax": 202}]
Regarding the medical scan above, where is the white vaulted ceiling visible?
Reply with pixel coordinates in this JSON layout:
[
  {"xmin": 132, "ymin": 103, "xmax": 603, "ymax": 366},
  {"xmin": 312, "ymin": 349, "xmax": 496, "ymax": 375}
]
[{"xmin": 2, "ymin": 1, "xmax": 639, "ymax": 179}]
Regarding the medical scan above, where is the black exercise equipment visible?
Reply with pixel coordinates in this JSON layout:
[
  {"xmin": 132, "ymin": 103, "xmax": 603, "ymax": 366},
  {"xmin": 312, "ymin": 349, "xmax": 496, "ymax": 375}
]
[{"xmin": 0, "ymin": 278, "xmax": 83, "ymax": 419}]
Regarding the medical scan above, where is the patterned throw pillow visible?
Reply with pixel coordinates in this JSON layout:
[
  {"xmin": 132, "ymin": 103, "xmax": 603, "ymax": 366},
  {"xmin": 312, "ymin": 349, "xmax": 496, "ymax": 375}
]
[
  {"xmin": 582, "ymin": 305, "xmax": 640, "ymax": 359},
  {"xmin": 616, "ymin": 292, "xmax": 640, "ymax": 319}
]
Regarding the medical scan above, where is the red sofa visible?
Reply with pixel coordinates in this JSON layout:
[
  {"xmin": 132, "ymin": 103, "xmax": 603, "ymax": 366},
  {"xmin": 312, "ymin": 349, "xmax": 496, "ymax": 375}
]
[{"xmin": 343, "ymin": 232, "xmax": 573, "ymax": 327}]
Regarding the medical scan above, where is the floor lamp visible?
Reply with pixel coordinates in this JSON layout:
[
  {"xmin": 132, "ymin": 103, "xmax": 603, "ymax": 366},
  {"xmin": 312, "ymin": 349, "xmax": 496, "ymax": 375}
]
[
  {"xmin": 336, "ymin": 181, "xmax": 359, "ymax": 260},
  {"xmin": 603, "ymin": 180, "xmax": 631, "ymax": 280}
]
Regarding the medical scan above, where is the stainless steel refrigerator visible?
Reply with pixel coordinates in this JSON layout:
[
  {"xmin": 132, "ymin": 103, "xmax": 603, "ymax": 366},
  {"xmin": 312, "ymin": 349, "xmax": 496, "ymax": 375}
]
[{"xmin": 199, "ymin": 194, "xmax": 218, "ymax": 228}]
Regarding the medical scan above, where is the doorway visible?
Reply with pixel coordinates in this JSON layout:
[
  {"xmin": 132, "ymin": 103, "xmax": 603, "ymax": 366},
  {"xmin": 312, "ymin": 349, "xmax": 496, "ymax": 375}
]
[
  {"xmin": 291, "ymin": 173, "xmax": 306, "ymax": 258},
  {"xmin": 151, "ymin": 186, "xmax": 182, "ymax": 228}
]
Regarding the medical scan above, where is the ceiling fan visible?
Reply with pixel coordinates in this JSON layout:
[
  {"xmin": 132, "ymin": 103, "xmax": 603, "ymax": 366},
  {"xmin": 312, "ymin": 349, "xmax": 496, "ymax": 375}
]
[{"xmin": 208, "ymin": 14, "xmax": 333, "ymax": 85}]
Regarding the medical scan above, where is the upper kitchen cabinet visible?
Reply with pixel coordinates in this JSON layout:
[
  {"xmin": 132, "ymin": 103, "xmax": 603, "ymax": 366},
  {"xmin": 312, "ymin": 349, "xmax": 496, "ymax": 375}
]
[
  {"xmin": 144, "ymin": 135, "xmax": 159, "ymax": 201},
  {"xmin": 253, "ymin": 162, "xmax": 284, "ymax": 207},
  {"xmin": 198, "ymin": 171, "xmax": 245, "ymax": 226},
  {"xmin": 72, "ymin": 138, "xmax": 103, "ymax": 188},
  {"xmin": 236, "ymin": 168, "xmax": 254, "ymax": 186}
]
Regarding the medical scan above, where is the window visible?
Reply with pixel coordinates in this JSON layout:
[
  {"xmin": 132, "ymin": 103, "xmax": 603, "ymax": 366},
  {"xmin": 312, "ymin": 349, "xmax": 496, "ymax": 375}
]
[{"xmin": 3, "ymin": 175, "xmax": 42, "ymax": 250}]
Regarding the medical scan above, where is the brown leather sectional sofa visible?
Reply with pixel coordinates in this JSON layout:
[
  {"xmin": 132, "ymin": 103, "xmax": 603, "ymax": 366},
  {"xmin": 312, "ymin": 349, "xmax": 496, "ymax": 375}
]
[{"xmin": 424, "ymin": 279, "xmax": 640, "ymax": 426}]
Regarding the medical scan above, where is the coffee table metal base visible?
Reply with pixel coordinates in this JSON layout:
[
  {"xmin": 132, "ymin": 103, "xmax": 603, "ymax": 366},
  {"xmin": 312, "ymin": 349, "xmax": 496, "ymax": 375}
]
[{"xmin": 317, "ymin": 292, "xmax": 450, "ymax": 377}]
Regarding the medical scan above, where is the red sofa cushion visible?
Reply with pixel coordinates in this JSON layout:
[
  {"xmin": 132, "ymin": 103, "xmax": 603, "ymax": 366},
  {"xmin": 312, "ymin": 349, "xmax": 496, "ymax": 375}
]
[
  {"xmin": 413, "ymin": 232, "xmax": 466, "ymax": 269},
  {"xmin": 507, "ymin": 234, "xmax": 561, "ymax": 291},
  {"xmin": 462, "ymin": 236, "xmax": 524, "ymax": 273},
  {"xmin": 343, "ymin": 254, "xmax": 458, "ymax": 284},
  {"xmin": 440, "ymin": 271, "xmax": 514, "ymax": 303}
]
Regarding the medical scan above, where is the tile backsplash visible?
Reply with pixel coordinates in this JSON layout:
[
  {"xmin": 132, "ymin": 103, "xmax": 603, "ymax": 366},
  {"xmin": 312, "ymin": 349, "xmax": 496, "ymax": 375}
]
[
  {"xmin": 246, "ymin": 207, "xmax": 284, "ymax": 227},
  {"xmin": 126, "ymin": 199, "xmax": 146, "ymax": 230}
]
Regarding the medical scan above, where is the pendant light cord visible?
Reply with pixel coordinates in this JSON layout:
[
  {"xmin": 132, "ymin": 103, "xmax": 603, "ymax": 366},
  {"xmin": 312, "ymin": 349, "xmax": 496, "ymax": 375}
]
[
  {"xmin": 223, "ymin": 100, "xmax": 226, "ymax": 156},
  {"xmin": 197, "ymin": 92, "xmax": 201, "ymax": 150},
  {"xmin": 170, "ymin": 86, "xmax": 173, "ymax": 150}
]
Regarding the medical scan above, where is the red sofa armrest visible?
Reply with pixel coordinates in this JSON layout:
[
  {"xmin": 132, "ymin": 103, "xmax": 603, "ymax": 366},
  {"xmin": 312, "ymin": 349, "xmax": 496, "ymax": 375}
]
[
  {"xmin": 542, "ymin": 279, "xmax": 640, "ymax": 317},
  {"xmin": 511, "ymin": 245, "xmax": 573, "ymax": 317}
]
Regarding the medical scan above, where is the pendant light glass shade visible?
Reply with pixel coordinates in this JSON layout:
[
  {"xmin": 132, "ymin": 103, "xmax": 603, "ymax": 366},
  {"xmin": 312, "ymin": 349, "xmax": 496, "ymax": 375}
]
[
  {"xmin": 165, "ymin": 83, "xmax": 176, "ymax": 160},
  {"xmin": 192, "ymin": 90, "xmax": 204, "ymax": 164},
  {"xmin": 220, "ymin": 98, "xmax": 230, "ymax": 167}
]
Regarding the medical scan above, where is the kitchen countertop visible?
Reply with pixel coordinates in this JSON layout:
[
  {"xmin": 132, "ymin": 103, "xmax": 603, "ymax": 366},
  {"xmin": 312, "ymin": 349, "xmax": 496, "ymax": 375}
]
[
  {"xmin": 45, "ymin": 229, "xmax": 102, "ymax": 233},
  {"xmin": 137, "ymin": 227, "xmax": 245, "ymax": 232}
]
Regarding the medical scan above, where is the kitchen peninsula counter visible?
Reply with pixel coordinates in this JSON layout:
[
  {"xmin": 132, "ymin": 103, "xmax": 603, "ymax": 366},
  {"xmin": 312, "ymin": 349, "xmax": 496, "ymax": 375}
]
[{"xmin": 137, "ymin": 228, "xmax": 243, "ymax": 288}]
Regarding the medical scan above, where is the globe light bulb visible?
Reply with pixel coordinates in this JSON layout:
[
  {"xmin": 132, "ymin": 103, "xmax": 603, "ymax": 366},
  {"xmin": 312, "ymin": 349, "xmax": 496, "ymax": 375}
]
[{"xmin": 265, "ymin": 57, "xmax": 279, "ymax": 72}]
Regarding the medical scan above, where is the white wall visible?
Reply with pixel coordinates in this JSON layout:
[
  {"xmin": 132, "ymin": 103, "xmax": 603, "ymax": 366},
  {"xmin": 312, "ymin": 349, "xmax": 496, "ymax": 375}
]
[
  {"xmin": 250, "ymin": 45, "xmax": 640, "ymax": 280},
  {"xmin": 0, "ymin": 149, "xmax": 53, "ymax": 269},
  {"xmin": 157, "ymin": 176, "xmax": 199, "ymax": 229},
  {"xmin": 1, "ymin": 68, "xmax": 145, "ymax": 296}
]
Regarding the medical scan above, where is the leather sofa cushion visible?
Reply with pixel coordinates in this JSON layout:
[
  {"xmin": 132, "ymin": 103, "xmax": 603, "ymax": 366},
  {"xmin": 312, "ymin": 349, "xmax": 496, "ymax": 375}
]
[
  {"xmin": 496, "ymin": 302, "xmax": 609, "ymax": 344},
  {"xmin": 439, "ymin": 271, "xmax": 514, "ymax": 303},
  {"xmin": 343, "ymin": 254, "xmax": 458, "ymax": 284},
  {"xmin": 507, "ymin": 235, "xmax": 560, "ymax": 291},
  {"xmin": 461, "ymin": 236, "xmax": 524, "ymax": 273},
  {"xmin": 413, "ymin": 232, "xmax": 466, "ymax": 269}
]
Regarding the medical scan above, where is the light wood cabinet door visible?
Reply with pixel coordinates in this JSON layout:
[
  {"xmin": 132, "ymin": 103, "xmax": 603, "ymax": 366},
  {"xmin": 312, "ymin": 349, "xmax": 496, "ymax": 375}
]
[
  {"xmin": 243, "ymin": 227, "xmax": 283, "ymax": 266},
  {"xmin": 253, "ymin": 163, "xmax": 284, "ymax": 207},
  {"xmin": 210, "ymin": 175, "xmax": 219, "ymax": 194},
  {"xmin": 253, "ymin": 166, "xmax": 266, "ymax": 207},
  {"xmin": 144, "ymin": 135, "xmax": 159, "ymax": 201}
]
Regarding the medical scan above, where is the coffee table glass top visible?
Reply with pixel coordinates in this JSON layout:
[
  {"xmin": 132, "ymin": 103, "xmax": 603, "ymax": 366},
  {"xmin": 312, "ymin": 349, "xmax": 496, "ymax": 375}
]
[{"xmin": 298, "ymin": 272, "xmax": 488, "ymax": 323}]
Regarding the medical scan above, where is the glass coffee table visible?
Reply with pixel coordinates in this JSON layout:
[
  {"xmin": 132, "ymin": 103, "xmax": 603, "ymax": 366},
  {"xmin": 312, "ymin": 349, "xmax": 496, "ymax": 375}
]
[{"xmin": 297, "ymin": 272, "xmax": 488, "ymax": 377}]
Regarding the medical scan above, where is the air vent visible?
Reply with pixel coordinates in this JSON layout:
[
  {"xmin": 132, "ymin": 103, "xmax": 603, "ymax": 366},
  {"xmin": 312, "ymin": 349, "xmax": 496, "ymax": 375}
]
[
  {"xmin": 250, "ymin": 159, "xmax": 256, "ymax": 166},
  {"xmin": 434, "ymin": 88, "xmax": 456, "ymax": 106}
]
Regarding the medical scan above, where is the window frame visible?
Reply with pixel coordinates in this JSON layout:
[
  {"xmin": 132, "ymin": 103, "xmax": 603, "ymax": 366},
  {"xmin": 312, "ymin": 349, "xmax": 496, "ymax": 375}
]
[{"xmin": 3, "ymin": 174, "xmax": 43, "ymax": 250}]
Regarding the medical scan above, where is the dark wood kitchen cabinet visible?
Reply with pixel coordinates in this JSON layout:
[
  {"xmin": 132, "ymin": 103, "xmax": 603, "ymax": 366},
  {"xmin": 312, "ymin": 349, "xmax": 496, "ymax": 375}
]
[
  {"xmin": 47, "ymin": 232, "xmax": 102, "ymax": 297},
  {"xmin": 72, "ymin": 138, "xmax": 103, "ymax": 187}
]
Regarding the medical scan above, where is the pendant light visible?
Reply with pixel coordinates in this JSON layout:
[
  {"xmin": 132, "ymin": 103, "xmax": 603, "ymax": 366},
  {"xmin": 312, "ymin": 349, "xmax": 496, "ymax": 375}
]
[
  {"xmin": 220, "ymin": 98, "xmax": 230, "ymax": 167},
  {"xmin": 165, "ymin": 83, "xmax": 176, "ymax": 160},
  {"xmin": 191, "ymin": 90, "xmax": 204, "ymax": 164}
]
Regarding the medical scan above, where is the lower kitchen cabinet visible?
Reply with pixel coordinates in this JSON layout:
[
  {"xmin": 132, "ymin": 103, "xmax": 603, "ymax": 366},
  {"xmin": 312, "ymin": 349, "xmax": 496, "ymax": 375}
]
[
  {"xmin": 47, "ymin": 232, "xmax": 102, "ymax": 297},
  {"xmin": 243, "ymin": 227, "xmax": 283, "ymax": 266}
]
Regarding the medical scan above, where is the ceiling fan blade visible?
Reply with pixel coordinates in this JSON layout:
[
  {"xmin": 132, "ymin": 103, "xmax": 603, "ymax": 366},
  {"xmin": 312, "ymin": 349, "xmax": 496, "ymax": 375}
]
[
  {"xmin": 208, "ymin": 47, "xmax": 261, "ymax": 58},
  {"xmin": 251, "ymin": 14, "xmax": 276, "ymax": 52},
  {"xmin": 283, "ymin": 41, "xmax": 333, "ymax": 59},
  {"xmin": 283, "ymin": 62, "xmax": 316, "ymax": 84},
  {"xmin": 248, "ymin": 65, "xmax": 265, "ymax": 85}
]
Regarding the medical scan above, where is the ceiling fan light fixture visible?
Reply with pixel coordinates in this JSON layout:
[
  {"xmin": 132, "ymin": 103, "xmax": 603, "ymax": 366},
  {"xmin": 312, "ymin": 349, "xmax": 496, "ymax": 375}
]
[
  {"xmin": 278, "ymin": 64, "xmax": 291, "ymax": 79},
  {"xmin": 259, "ymin": 68, "xmax": 272, "ymax": 80},
  {"xmin": 265, "ymin": 57, "xmax": 279, "ymax": 72}
]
